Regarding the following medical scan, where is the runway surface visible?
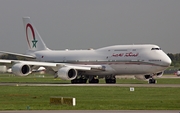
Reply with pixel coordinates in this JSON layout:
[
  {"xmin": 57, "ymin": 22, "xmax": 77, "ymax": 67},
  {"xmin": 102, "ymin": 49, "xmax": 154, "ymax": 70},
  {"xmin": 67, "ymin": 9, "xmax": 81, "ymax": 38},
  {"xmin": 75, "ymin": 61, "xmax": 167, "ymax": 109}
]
[
  {"xmin": 1, "ymin": 74, "xmax": 179, "ymax": 87},
  {"xmin": 1, "ymin": 83, "xmax": 180, "ymax": 87},
  {"xmin": 0, "ymin": 110, "xmax": 180, "ymax": 113}
]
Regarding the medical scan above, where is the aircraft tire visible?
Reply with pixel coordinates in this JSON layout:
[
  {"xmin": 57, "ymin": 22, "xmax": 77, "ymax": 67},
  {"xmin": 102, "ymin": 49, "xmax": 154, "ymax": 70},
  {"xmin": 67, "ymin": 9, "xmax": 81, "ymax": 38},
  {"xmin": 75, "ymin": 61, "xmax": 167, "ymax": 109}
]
[
  {"xmin": 89, "ymin": 79, "xmax": 99, "ymax": 84},
  {"xmin": 105, "ymin": 79, "xmax": 116, "ymax": 84},
  {"xmin": 71, "ymin": 79, "xmax": 87, "ymax": 84},
  {"xmin": 148, "ymin": 78, "xmax": 156, "ymax": 84}
]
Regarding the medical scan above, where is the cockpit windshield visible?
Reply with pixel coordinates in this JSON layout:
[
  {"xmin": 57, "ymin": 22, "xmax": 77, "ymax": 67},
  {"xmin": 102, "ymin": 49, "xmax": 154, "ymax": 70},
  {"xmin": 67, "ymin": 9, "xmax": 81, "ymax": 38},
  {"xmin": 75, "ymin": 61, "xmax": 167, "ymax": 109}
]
[{"xmin": 151, "ymin": 48, "xmax": 161, "ymax": 50}]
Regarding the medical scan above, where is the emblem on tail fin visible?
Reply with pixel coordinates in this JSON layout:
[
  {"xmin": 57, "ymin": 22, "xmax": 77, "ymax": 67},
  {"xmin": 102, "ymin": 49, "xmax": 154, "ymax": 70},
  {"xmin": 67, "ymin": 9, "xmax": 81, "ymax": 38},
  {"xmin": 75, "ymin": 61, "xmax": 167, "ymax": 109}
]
[{"xmin": 26, "ymin": 23, "xmax": 38, "ymax": 48}]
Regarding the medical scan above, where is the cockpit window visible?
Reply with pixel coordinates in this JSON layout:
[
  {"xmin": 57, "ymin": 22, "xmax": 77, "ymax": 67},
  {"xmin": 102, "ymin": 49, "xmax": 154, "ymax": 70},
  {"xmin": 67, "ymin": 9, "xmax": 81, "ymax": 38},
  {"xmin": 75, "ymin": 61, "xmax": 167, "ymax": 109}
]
[{"xmin": 151, "ymin": 48, "xmax": 161, "ymax": 50}]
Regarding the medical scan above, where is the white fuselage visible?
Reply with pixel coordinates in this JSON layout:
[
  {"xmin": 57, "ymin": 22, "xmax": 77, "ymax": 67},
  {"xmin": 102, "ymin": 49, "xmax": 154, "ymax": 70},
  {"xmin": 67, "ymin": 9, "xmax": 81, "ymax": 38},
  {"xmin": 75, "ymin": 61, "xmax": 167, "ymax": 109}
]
[{"xmin": 31, "ymin": 44, "xmax": 171, "ymax": 76}]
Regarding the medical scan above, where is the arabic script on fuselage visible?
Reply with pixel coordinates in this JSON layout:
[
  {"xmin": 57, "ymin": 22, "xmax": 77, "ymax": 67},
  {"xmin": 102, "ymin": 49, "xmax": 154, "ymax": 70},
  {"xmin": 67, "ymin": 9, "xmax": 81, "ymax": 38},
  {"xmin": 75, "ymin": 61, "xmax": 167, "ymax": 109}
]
[{"xmin": 112, "ymin": 52, "xmax": 139, "ymax": 57}]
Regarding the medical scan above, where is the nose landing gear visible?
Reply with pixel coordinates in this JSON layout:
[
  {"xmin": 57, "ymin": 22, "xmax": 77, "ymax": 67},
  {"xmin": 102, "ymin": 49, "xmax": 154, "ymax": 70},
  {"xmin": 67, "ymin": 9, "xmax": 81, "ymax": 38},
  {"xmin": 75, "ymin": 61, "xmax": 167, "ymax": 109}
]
[{"xmin": 148, "ymin": 76, "xmax": 157, "ymax": 84}]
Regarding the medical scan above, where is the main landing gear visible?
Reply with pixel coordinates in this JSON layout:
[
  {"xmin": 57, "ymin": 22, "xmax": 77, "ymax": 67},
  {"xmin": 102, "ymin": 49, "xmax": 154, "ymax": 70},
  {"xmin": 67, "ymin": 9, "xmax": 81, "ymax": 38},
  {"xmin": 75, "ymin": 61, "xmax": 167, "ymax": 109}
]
[
  {"xmin": 105, "ymin": 75, "xmax": 116, "ymax": 84},
  {"xmin": 71, "ymin": 75, "xmax": 100, "ymax": 84},
  {"xmin": 89, "ymin": 76, "xmax": 99, "ymax": 83},
  {"xmin": 71, "ymin": 75, "xmax": 87, "ymax": 84},
  {"xmin": 71, "ymin": 75, "xmax": 116, "ymax": 84}
]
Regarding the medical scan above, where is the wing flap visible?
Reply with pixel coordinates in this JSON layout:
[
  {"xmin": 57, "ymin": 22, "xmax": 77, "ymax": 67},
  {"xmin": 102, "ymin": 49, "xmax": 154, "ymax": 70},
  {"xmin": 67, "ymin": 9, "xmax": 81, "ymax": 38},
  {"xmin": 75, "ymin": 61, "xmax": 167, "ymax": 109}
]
[
  {"xmin": 0, "ymin": 59, "xmax": 12, "ymax": 63},
  {"xmin": 0, "ymin": 51, "xmax": 36, "ymax": 59},
  {"xmin": 56, "ymin": 64, "xmax": 91, "ymax": 70},
  {"xmin": 58, "ymin": 64, "xmax": 105, "ymax": 71},
  {"xmin": 0, "ymin": 59, "xmax": 57, "ymax": 67}
]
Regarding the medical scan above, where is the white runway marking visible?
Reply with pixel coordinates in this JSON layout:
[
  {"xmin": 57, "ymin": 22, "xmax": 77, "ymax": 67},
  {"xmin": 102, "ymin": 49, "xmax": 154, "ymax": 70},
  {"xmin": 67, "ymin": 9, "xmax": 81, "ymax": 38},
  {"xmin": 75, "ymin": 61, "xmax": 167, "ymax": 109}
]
[{"xmin": 1, "ymin": 83, "xmax": 180, "ymax": 87}]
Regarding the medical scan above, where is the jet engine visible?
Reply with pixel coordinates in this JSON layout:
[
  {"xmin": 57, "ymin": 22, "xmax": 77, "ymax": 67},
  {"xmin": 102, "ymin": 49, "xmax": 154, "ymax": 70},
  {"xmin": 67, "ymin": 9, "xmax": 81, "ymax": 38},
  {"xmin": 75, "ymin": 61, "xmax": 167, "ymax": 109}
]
[
  {"xmin": 57, "ymin": 67, "xmax": 77, "ymax": 80},
  {"xmin": 12, "ymin": 63, "xmax": 31, "ymax": 76},
  {"xmin": 134, "ymin": 71, "xmax": 164, "ymax": 81}
]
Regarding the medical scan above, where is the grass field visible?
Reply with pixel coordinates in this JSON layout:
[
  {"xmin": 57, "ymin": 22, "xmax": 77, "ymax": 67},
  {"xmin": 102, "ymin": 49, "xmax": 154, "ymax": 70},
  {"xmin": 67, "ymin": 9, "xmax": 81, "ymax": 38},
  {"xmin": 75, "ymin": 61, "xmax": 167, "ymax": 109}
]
[
  {"xmin": 0, "ymin": 86, "xmax": 180, "ymax": 110},
  {"xmin": 0, "ymin": 74, "xmax": 180, "ymax": 110}
]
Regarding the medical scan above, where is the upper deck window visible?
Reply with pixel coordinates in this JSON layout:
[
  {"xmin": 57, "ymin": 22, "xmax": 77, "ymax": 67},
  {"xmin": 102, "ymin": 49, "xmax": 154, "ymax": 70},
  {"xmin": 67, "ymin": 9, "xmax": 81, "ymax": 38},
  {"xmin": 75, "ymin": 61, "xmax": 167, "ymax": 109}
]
[
  {"xmin": 151, "ymin": 48, "xmax": 161, "ymax": 50},
  {"xmin": 114, "ymin": 49, "xmax": 127, "ymax": 51}
]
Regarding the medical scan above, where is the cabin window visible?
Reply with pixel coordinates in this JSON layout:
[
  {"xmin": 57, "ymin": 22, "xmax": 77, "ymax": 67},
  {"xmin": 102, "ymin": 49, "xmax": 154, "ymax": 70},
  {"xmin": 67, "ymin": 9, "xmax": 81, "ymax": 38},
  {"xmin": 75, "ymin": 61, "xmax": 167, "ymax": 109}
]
[
  {"xmin": 114, "ymin": 49, "xmax": 127, "ymax": 51},
  {"xmin": 149, "ymin": 59, "xmax": 161, "ymax": 61}
]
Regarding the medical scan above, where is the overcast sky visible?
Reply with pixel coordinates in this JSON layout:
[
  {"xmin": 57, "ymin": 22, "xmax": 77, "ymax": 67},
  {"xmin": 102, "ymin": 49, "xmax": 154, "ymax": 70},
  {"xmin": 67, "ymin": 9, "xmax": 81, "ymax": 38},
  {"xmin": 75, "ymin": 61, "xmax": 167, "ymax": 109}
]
[{"xmin": 0, "ymin": 0, "xmax": 180, "ymax": 54}]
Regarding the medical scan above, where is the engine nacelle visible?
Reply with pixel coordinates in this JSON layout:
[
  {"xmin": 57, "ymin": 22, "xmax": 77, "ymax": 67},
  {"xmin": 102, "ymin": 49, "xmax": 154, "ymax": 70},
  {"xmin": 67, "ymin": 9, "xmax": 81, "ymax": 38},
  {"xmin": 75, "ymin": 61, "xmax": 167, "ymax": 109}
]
[
  {"xmin": 57, "ymin": 67, "xmax": 77, "ymax": 80},
  {"xmin": 12, "ymin": 63, "xmax": 31, "ymax": 76}
]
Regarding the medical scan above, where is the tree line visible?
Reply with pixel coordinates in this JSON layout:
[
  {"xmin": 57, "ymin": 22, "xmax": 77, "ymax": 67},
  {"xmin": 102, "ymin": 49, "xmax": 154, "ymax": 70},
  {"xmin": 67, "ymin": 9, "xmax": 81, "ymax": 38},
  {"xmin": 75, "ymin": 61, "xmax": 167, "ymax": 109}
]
[{"xmin": 167, "ymin": 53, "xmax": 180, "ymax": 67}]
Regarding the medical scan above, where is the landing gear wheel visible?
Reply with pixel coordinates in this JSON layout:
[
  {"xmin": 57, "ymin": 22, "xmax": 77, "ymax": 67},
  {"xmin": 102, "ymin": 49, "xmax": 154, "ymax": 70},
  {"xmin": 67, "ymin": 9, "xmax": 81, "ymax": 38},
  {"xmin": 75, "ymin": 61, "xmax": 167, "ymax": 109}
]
[
  {"xmin": 71, "ymin": 79, "xmax": 87, "ymax": 84},
  {"xmin": 71, "ymin": 75, "xmax": 87, "ymax": 84},
  {"xmin": 105, "ymin": 79, "xmax": 116, "ymax": 84},
  {"xmin": 148, "ymin": 78, "xmax": 156, "ymax": 84},
  {"xmin": 89, "ymin": 78, "xmax": 99, "ymax": 84},
  {"xmin": 105, "ymin": 75, "xmax": 116, "ymax": 84}
]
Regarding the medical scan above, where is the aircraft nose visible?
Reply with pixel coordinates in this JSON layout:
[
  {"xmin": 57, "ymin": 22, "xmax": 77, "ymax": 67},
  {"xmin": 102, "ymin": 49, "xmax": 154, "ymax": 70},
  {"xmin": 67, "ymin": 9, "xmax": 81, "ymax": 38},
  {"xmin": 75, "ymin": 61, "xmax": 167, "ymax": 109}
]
[{"xmin": 163, "ymin": 55, "xmax": 172, "ymax": 67}]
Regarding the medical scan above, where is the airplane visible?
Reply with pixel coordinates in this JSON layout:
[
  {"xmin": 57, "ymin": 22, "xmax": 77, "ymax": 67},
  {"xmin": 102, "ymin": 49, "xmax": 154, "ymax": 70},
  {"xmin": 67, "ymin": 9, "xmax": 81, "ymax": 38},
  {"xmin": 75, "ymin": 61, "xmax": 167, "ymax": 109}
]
[{"xmin": 0, "ymin": 17, "xmax": 171, "ymax": 84}]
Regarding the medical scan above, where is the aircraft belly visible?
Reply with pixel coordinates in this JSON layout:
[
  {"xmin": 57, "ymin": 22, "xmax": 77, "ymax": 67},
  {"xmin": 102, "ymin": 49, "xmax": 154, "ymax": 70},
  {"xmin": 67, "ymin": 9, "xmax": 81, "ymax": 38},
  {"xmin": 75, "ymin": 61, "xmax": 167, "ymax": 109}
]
[
  {"xmin": 111, "ymin": 64, "xmax": 161, "ymax": 75},
  {"xmin": 79, "ymin": 64, "xmax": 154, "ymax": 76}
]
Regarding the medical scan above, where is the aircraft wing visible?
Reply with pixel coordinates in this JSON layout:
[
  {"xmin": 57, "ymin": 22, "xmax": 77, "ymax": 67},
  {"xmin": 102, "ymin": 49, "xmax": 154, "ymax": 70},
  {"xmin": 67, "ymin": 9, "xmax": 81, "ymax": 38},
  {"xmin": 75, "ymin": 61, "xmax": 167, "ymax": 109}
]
[
  {"xmin": 0, "ymin": 51, "xmax": 36, "ymax": 59},
  {"xmin": 0, "ymin": 59, "xmax": 107, "ymax": 81},
  {"xmin": 0, "ymin": 59, "xmax": 105, "ymax": 73},
  {"xmin": 0, "ymin": 59, "xmax": 92, "ymax": 70}
]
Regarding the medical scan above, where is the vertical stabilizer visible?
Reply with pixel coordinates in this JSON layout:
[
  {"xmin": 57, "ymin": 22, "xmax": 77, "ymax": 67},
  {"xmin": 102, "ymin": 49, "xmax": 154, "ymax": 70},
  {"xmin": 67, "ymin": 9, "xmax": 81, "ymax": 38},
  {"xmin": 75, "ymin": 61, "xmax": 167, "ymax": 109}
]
[{"xmin": 23, "ymin": 17, "xmax": 50, "ymax": 51}]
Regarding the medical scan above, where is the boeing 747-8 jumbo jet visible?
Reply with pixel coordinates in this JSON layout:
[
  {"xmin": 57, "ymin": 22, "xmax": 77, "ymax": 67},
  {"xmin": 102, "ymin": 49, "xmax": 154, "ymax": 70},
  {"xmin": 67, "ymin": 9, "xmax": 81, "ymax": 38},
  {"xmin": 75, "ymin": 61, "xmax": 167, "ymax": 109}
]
[{"xmin": 0, "ymin": 17, "xmax": 171, "ymax": 84}]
